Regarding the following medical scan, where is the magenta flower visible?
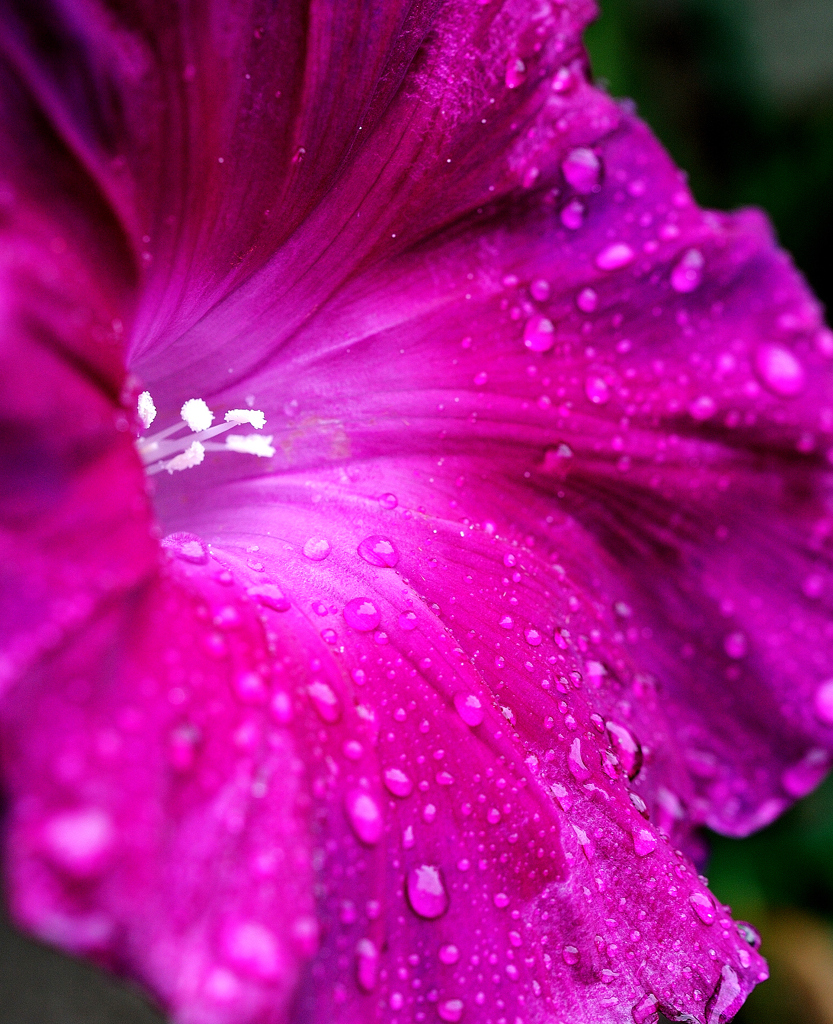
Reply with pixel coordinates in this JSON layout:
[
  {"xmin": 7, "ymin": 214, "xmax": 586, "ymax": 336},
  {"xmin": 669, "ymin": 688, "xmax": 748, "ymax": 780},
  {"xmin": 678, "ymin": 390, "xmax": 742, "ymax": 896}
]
[{"xmin": 2, "ymin": 1, "xmax": 833, "ymax": 1022}]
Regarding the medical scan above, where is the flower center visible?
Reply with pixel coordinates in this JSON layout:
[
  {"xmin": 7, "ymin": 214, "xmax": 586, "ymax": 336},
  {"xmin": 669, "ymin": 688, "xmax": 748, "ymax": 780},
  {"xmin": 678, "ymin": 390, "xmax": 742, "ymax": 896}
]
[{"xmin": 135, "ymin": 391, "xmax": 275, "ymax": 475}]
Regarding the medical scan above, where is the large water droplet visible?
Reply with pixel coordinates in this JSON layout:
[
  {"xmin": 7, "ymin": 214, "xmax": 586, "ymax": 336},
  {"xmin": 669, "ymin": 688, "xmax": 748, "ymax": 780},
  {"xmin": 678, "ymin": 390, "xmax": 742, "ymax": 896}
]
[
  {"xmin": 562, "ymin": 147, "xmax": 601, "ymax": 194},
  {"xmin": 595, "ymin": 243, "xmax": 635, "ymax": 271},
  {"xmin": 689, "ymin": 891, "xmax": 715, "ymax": 925},
  {"xmin": 345, "ymin": 789, "xmax": 384, "ymax": 845},
  {"xmin": 343, "ymin": 597, "xmax": 382, "ymax": 632},
  {"xmin": 355, "ymin": 938, "xmax": 379, "ymax": 992},
  {"xmin": 453, "ymin": 692, "xmax": 484, "ymax": 727},
  {"xmin": 568, "ymin": 737, "xmax": 591, "ymax": 781},
  {"xmin": 670, "ymin": 248, "xmax": 704, "ymax": 293},
  {"xmin": 303, "ymin": 536, "xmax": 331, "ymax": 561},
  {"xmin": 161, "ymin": 532, "xmax": 209, "ymax": 564},
  {"xmin": 384, "ymin": 767, "xmax": 414, "ymax": 798},
  {"xmin": 606, "ymin": 721, "xmax": 643, "ymax": 779},
  {"xmin": 406, "ymin": 864, "xmax": 449, "ymax": 919},
  {"xmin": 247, "ymin": 584, "xmax": 290, "ymax": 612},
  {"xmin": 523, "ymin": 314, "xmax": 555, "ymax": 353},
  {"xmin": 357, "ymin": 535, "xmax": 399, "ymax": 568},
  {"xmin": 308, "ymin": 681, "xmax": 341, "ymax": 723},
  {"xmin": 755, "ymin": 344, "xmax": 806, "ymax": 397}
]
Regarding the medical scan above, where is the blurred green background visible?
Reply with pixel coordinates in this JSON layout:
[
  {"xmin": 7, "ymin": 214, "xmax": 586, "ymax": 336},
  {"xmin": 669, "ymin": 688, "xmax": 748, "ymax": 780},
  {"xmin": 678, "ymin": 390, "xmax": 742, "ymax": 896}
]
[
  {"xmin": 586, "ymin": 1, "xmax": 833, "ymax": 1021},
  {"xmin": 2, "ymin": 2, "xmax": 833, "ymax": 1022}
]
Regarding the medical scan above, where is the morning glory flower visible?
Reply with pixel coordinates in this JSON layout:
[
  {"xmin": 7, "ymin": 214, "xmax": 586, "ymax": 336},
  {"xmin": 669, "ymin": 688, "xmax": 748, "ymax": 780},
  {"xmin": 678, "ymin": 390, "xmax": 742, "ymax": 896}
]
[{"xmin": 1, "ymin": 2, "xmax": 832, "ymax": 1023}]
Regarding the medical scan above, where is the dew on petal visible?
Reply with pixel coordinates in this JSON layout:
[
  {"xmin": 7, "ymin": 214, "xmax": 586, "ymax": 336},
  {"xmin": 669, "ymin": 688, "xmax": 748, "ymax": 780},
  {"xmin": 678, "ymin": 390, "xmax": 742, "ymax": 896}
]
[
  {"xmin": 814, "ymin": 679, "xmax": 833, "ymax": 725},
  {"xmin": 568, "ymin": 737, "xmax": 591, "ymax": 781},
  {"xmin": 399, "ymin": 610, "xmax": 418, "ymax": 631},
  {"xmin": 584, "ymin": 375, "xmax": 610, "ymax": 405},
  {"xmin": 632, "ymin": 827, "xmax": 657, "ymax": 857},
  {"xmin": 524, "ymin": 628, "xmax": 543, "ymax": 646},
  {"xmin": 523, "ymin": 314, "xmax": 555, "ymax": 353},
  {"xmin": 724, "ymin": 631, "xmax": 747, "ymax": 659},
  {"xmin": 223, "ymin": 921, "xmax": 282, "ymax": 980},
  {"xmin": 247, "ymin": 584, "xmax": 290, "ymax": 612},
  {"xmin": 438, "ymin": 998, "xmax": 465, "ymax": 1022},
  {"xmin": 562, "ymin": 147, "xmax": 601, "ymax": 194},
  {"xmin": 561, "ymin": 199, "xmax": 585, "ymax": 230},
  {"xmin": 406, "ymin": 864, "xmax": 449, "ymax": 919},
  {"xmin": 632, "ymin": 992, "xmax": 659, "ymax": 1024},
  {"xmin": 453, "ymin": 692, "xmax": 484, "ymax": 727},
  {"xmin": 303, "ymin": 536, "xmax": 331, "ymax": 561},
  {"xmin": 357, "ymin": 535, "xmax": 399, "ymax": 567},
  {"xmin": 345, "ymin": 789, "xmax": 384, "ymax": 845},
  {"xmin": 493, "ymin": 892, "xmax": 509, "ymax": 908},
  {"xmin": 343, "ymin": 597, "xmax": 382, "ymax": 632},
  {"xmin": 308, "ymin": 681, "xmax": 341, "ymax": 723},
  {"xmin": 356, "ymin": 938, "xmax": 379, "ymax": 992},
  {"xmin": 737, "ymin": 921, "xmax": 762, "ymax": 950},
  {"xmin": 378, "ymin": 492, "xmax": 398, "ymax": 509},
  {"xmin": 781, "ymin": 747, "xmax": 831, "ymax": 797},
  {"xmin": 505, "ymin": 57, "xmax": 526, "ymax": 89},
  {"xmin": 383, "ymin": 768, "xmax": 414, "ymax": 798},
  {"xmin": 530, "ymin": 278, "xmax": 550, "ymax": 301},
  {"xmin": 234, "ymin": 671, "xmax": 267, "ymax": 704},
  {"xmin": 161, "ymin": 532, "xmax": 209, "ymax": 564},
  {"xmin": 689, "ymin": 395, "xmax": 716, "ymax": 421},
  {"xmin": 576, "ymin": 287, "xmax": 598, "ymax": 313},
  {"xmin": 606, "ymin": 721, "xmax": 643, "ymax": 779},
  {"xmin": 562, "ymin": 945, "xmax": 580, "ymax": 965},
  {"xmin": 689, "ymin": 891, "xmax": 715, "ymax": 925},
  {"xmin": 755, "ymin": 344, "xmax": 806, "ymax": 396},
  {"xmin": 270, "ymin": 691, "xmax": 293, "ymax": 724},
  {"xmin": 595, "ymin": 243, "xmax": 635, "ymax": 270},
  {"xmin": 439, "ymin": 944, "xmax": 460, "ymax": 965},
  {"xmin": 43, "ymin": 807, "xmax": 115, "ymax": 878},
  {"xmin": 670, "ymin": 248, "xmax": 704, "ymax": 293}
]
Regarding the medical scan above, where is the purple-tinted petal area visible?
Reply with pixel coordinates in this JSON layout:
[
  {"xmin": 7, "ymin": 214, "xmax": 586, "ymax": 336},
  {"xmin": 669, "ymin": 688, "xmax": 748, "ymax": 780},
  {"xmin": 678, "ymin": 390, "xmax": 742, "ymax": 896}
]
[{"xmin": 2, "ymin": 557, "xmax": 317, "ymax": 1024}]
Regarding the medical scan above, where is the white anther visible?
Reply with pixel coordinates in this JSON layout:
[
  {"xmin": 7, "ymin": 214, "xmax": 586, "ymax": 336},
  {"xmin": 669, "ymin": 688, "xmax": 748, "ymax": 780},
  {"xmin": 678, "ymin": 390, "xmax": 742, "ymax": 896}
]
[
  {"xmin": 166, "ymin": 440, "xmax": 205, "ymax": 473},
  {"xmin": 225, "ymin": 409, "xmax": 266, "ymax": 429},
  {"xmin": 225, "ymin": 434, "xmax": 275, "ymax": 458},
  {"xmin": 180, "ymin": 399, "xmax": 214, "ymax": 432},
  {"xmin": 137, "ymin": 391, "xmax": 157, "ymax": 429}
]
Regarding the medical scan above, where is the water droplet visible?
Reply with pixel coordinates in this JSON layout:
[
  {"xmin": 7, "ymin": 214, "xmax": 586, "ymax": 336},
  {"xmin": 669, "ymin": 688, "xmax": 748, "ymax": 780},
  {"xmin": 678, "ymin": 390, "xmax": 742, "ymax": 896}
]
[
  {"xmin": 390, "ymin": 993, "xmax": 405, "ymax": 1011},
  {"xmin": 406, "ymin": 864, "xmax": 449, "ymax": 919},
  {"xmin": 270, "ymin": 691, "xmax": 293, "ymax": 724},
  {"xmin": 689, "ymin": 891, "xmax": 715, "ymax": 925},
  {"xmin": 379, "ymin": 492, "xmax": 398, "ymax": 509},
  {"xmin": 161, "ymin": 532, "xmax": 208, "ymax": 564},
  {"xmin": 584, "ymin": 375, "xmax": 610, "ymax": 405},
  {"xmin": 737, "ymin": 921, "xmax": 761, "ymax": 950},
  {"xmin": 576, "ymin": 287, "xmax": 598, "ymax": 313},
  {"xmin": 670, "ymin": 248, "xmax": 704, "ymax": 293},
  {"xmin": 303, "ymin": 536, "xmax": 331, "ymax": 561},
  {"xmin": 504, "ymin": 55, "xmax": 527, "ymax": 88},
  {"xmin": 568, "ymin": 737, "xmax": 591, "ymax": 781},
  {"xmin": 689, "ymin": 395, "xmax": 716, "ymax": 421},
  {"xmin": 355, "ymin": 938, "xmax": 379, "ymax": 992},
  {"xmin": 247, "ymin": 584, "xmax": 290, "ymax": 612},
  {"xmin": 562, "ymin": 945, "xmax": 580, "ymax": 965},
  {"xmin": 499, "ymin": 614, "xmax": 514, "ymax": 630},
  {"xmin": 438, "ymin": 998, "xmax": 465, "ymax": 1022},
  {"xmin": 439, "ymin": 944, "xmax": 460, "ymax": 965},
  {"xmin": 782, "ymin": 747, "xmax": 830, "ymax": 797},
  {"xmin": 308, "ymin": 681, "xmax": 341, "ymax": 723},
  {"xmin": 530, "ymin": 278, "xmax": 550, "ymax": 301},
  {"xmin": 43, "ymin": 807, "xmax": 114, "ymax": 878},
  {"xmin": 814, "ymin": 679, "xmax": 833, "ymax": 724},
  {"xmin": 343, "ymin": 597, "xmax": 382, "ymax": 632},
  {"xmin": 345, "ymin": 789, "xmax": 384, "ymax": 845},
  {"xmin": 632, "ymin": 827, "xmax": 657, "ymax": 857},
  {"xmin": 524, "ymin": 628, "xmax": 542, "ymax": 646},
  {"xmin": 169, "ymin": 723, "xmax": 200, "ymax": 771},
  {"xmin": 595, "ymin": 243, "xmax": 635, "ymax": 271},
  {"xmin": 561, "ymin": 199, "xmax": 585, "ymax": 230},
  {"xmin": 755, "ymin": 344, "xmax": 806, "ymax": 397},
  {"xmin": 473, "ymin": 370, "xmax": 488, "ymax": 386},
  {"xmin": 223, "ymin": 921, "xmax": 281, "ymax": 980},
  {"xmin": 453, "ymin": 692, "xmax": 484, "ymax": 727},
  {"xmin": 493, "ymin": 892, "xmax": 509, "ymax": 908},
  {"xmin": 606, "ymin": 721, "xmax": 643, "ymax": 779},
  {"xmin": 399, "ymin": 610, "xmax": 418, "ymax": 631},
  {"xmin": 523, "ymin": 314, "xmax": 555, "ymax": 353},
  {"xmin": 562, "ymin": 147, "xmax": 601, "ymax": 194},
  {"xmin": 357, "ymin": 535, "xmax": 399, "ymax": 568},
  {"xmin": 320, "ymin": 627, "xmax": 338, "ymax": 645},
  {"xmin": 706, "ymin": 965, "xmax": 743, "ymax": 1024},
  {"xmin": 384, "ymin": 768, "xmax": 414, "ymax": 798},
  {"xmin": 632, "ymin": 992, "xmax": 659, "ymax": 1024}
]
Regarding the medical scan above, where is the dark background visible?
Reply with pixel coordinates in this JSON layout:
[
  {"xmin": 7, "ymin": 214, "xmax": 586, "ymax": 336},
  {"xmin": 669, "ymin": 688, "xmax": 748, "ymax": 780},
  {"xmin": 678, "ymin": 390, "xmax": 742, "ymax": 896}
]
[{"xmin": 3, "ymin": 1, "xmax": 833, "ymax": 1020}]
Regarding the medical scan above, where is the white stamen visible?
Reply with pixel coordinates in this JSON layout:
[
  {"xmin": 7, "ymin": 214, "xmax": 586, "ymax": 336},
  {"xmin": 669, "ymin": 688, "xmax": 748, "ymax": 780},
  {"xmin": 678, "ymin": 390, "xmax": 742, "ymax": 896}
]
[
  {"xmin": 225, "ymin": 409, "xmax": 266, "ymax": 429},
  {"xmin": 225, "ymin": 434, "xmax": 275, "ymax": 458},
  {"xmin": 137, "ymin": 391, "xmax": 157, "ymax": 428},
  {"xmin": 165, "ymin": 440, "xmax": 205, "ymax": 473},
  {"xmin": 181, "ymin": 398, "xmax": 214, "ymax": 432}
]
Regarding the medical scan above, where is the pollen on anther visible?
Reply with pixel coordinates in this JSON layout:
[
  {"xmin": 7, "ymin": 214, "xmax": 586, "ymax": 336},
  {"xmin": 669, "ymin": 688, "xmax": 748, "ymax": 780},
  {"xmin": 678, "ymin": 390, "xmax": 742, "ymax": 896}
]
[
  {"xmin": 137, "ymin": 391, "xmax": 157, "ymax": 428},
  {"xmin": 225, "ymin": 409, "xmax": 266, "ymax": 429},
  {"xmin": 181, "ymin": 398, "xmax": 214, "ymax": 432},
  {"xmin": 225, "ymin": 434, "xmax": 275, "ymax": 458},
  {"xmin": 167, "ymin": 440, "xmax": 206, "ymax": 473}
]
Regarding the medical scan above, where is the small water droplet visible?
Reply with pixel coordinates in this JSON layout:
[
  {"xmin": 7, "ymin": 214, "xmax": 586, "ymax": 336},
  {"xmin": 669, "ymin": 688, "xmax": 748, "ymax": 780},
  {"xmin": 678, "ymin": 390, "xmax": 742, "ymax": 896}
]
[
  {"xmin": 168, "ymin": 723, "xmax": 200, "ymax": 771},
  {"xmin": 576, "ymin": 287, "xmax": 598, "ymax": 313},
  {"xmin": 755, "ymin": 344, "xmax": 806, "ymax": 397},
  {"xmin": 595, "ymin": 243, "xmax": 635, "ymax": 271},
  {"xmin": 439, "ymin": 944, "xmax": 460, "ymax": 965},
  {"xmin": 606, "ymin": 721, "xmax": 643, "ymax": 779},
  {"xmin": 523, "ymin": 314, "xmax": 555, "ymax": 353},
  {"xmin": 584, "ymin": 375, "xmax": 610, "ymax": 405},
  {"xmin": 562, "ymin": 147, "xmax": 601, "ymax": 194},
  {"xmin": 234, "ymin": 671, "xmax": 267, "ymax": 704},
  {"xmin": 453, "ymin": 692, "xmax": 484, "ymax": 727},
  {"xmin": 724, "ymin": 631, "xmax": 747, "ymax": 659},
  {"xmin": 271, "ymin": 691, "xmax": 293, "ymax": 724},
  {"xmin": 384, "ymin": 767, "xmax": 414, "ymax": 798},
  {"xmin": 670, "ymin": 248, "xmax": 704, "ymax": 293},
  {"xmin": 43, "ymin": 807, "xmax": 114, "ymax": 878},
  {"xmin": 493, "ymin": 892, "xmax": 509, "ymax": 908},
  {"xmin": 567, "ymin": 737, "xmax": 592, "ymax": 781},
  {"xmin": 224, "ymin": 921, "xmax": 281, "ymax": 980},
  {"xmin": 161, "ymin": 532, "xmax": 209, "ymax": 564},
  {"xmin": 247, "ymin": 584, "xmax": 290, "ymax": 612},
  {"xmin": 499, "ymin": 614, "xmax": 514, "ymax": 629},
  {"xmin": 689, "ymin": 395, "xmax": 716, "ymax": 421},
  {"xmin": 632, "ymin": 827, "xmax": 657, "ymax": 857},
  {"xmin": 379, "ymin": 492, "xmax": 398, "ymax": 509},
  {"xmin": 357, "ymin": 535, "xmax": 399, "ymax": 568},
  {"xmin": 406, "ymin": 865, "xmax": 449, "ymax": 919},
  {"xmin": 781, "ymin": 747, "xmax": 830, "ymax": 797},
  {"xmin": 814, "ymin": 679, "xmax": 833, "ymax": 725},
  {"xmin": 399, "ymin": 610, "xmax": 418, "ymax": 631},
  {"xmin": 524, "ymin": 628, "xmax": 542, "ymax": 646},
  {"xmin": 356, "ymin": 938, "xmax": 379, "ymax": 992},
  {"xmin": 530, "ymin": 278, "xmax": 550, "ymax": 301},
  {"xmin": 562, "ymin": 945, "xmax": 580, "ymax": 965},
  {"xmin": 505, "ymin": 57, "xmax": 526, "ymax": 89},
  {"xmin": 438, "ymin": 998, "xmax": 465, "ymax": 1022},
  {"xmin": 473, "ymin": 370, "xmax": 488, "ymax": 386},
  {"xmin": 689, "ymin": 890, "xmax": 715, "ymax": 925},
  {"xmin": 303, "ymin": 536, "xmax": 331, "ymax": 561},
  {"xmin": 343, "ymin": 597, "xmax": 382, "ymax": 632},
  {"xmin": 561, "ymin": 199, "xmax": 585, "ymax": 230},
  {"xmin": 345, "ymin": 789, "xmax": 384, "ymax": 845},
  {"xmin": 390, "ymin": 993, "xmax": 405, "ymax": 1011},
  {"xmin": 737, "ymin": 921, "xmax": 761, "ymax": 950},
  {"xmin": 308, "ymin": 681, "xmax": 341, "ymax": 723}
]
